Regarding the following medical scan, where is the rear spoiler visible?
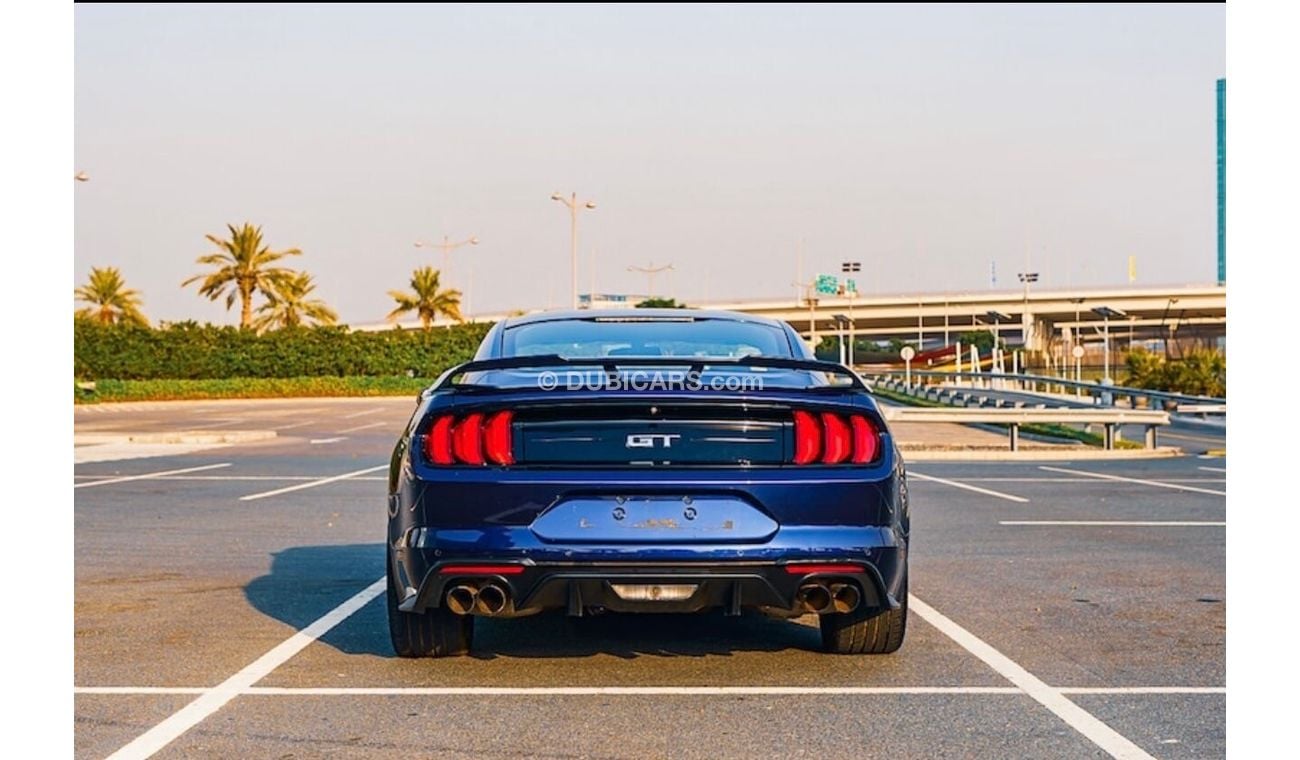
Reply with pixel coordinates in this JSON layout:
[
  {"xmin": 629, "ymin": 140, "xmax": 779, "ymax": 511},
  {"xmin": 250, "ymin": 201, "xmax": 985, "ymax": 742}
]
[{"xmin": 428, "ymin": 354, "xmax": 868, "ymax": 391}]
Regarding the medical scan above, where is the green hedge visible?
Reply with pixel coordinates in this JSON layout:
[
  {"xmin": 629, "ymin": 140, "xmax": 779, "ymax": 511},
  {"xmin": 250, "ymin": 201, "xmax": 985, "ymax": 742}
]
[
  {"xmin": 75, "ymin": 376, "xmax": 435, "ymax": 403},
  {"xmin": 74, "ymin": 319, "xmax": 493, "ymax": 380}
]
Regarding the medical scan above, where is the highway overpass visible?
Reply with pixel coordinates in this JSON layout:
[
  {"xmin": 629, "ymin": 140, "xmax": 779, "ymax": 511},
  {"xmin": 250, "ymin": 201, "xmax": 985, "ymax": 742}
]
[{"xmin": 362, "ymin": 283, "xmax": 1225, "ymax": 352}]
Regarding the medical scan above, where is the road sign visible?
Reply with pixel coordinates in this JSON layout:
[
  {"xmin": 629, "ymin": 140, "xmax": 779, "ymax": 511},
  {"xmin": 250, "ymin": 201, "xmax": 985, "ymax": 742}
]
[
  {"xmin": 815, "ymin": 274, "xmax": 839, "ymax": 295},
  {"xmin": 1072, "ymin": 345, "xmax": 1085, "ymax": 359},
  {"xmin": 845, "ymin": 278, "xmax": 857, "ymax": 294},
  {"xmin": 901, "ymin": 346, "xmax": 915, "ymax": 388}
]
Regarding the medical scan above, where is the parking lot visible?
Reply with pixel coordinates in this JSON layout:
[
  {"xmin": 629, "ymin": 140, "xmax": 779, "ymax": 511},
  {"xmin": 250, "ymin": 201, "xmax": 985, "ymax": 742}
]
[{"xmin": 75, "ymin": 398, "xmax": 1225, "ymax": 759}]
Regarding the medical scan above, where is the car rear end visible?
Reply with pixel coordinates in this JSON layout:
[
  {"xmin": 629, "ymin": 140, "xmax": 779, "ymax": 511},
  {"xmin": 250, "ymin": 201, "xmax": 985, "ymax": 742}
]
[{"xmin": 386, "ymin": 313, "xmax": 910, "ymax": 656}]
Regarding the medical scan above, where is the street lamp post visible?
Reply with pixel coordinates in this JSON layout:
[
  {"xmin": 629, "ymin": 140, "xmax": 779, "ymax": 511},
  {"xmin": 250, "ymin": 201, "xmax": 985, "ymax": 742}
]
[
  {"xmin": 1017, "ymin": 271, "xmax": 1039, "ymax": 352},
  {"xmin": 414, "ymin": 235, "xmax": 479, "ymax": 277},
  {"xmin": 1092, "ymin": 306, "xmax": 1126, "ymax": 388},
  {"xmin": 841, "ymin": 261, "xmax": 861, "ymax": 367},
  {"xmin": 832, "ymin": 314, "xmax": 851, "ymax": 365},
  {"xmin": 792, "ymin": 279, "xmax": 818, "ymax": 349},
  {"xmin": 627, "ymin": 262, "xmax": 675, "ymax": 298},
  {"xmin": 552, "ymin": 191, "xmax": 596, "ymax": 309},
  {"xmin": 986, "ymin": 310, "xmax": 1011, "ymax": 383},
  {"xmin": 414, "ymin": 235, "xmax": 479, "ymax": 316}
]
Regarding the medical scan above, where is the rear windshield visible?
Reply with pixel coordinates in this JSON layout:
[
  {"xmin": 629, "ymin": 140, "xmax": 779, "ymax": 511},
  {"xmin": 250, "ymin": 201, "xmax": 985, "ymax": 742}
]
[{"xmin": 502, "ymin": 318, "xmax": 793, "ymax": 359}]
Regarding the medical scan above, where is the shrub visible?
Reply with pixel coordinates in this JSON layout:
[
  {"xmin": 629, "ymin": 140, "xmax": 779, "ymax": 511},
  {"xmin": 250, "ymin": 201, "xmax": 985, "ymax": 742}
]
[
  {"xmin": 1123, "ymin": 347, "xmax": 1225, "ymax": 397},
  {"xmin": 74, "ymin": 318, "xmax": 493, "ymax": 380}
]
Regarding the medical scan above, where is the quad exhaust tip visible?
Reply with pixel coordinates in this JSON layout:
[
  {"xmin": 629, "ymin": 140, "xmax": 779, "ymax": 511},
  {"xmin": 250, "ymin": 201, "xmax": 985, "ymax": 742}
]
[
  {"xmin": 446, "ymin": 585, "xmax": 477, "ymax": 616},
  {"xmin": 830, "ymin": 583, "xmax": 861, "ymax": 613},
  {"xmin": 475, "ymin": 583, "xmax": 510, "ymax": 616},
  {"xmin": 796, "ymin": 584, "xmax": 833, "ymax": 614},
  {"xmin": 797, "ymin": 582, "xmax": 861, "ymax": 614}
]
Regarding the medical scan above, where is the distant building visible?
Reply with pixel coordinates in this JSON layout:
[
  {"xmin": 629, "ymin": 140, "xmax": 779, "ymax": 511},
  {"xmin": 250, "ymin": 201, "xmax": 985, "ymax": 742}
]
[{"xmin": 578, "ymin": 293, "xmax": 653, "ymax": 309}]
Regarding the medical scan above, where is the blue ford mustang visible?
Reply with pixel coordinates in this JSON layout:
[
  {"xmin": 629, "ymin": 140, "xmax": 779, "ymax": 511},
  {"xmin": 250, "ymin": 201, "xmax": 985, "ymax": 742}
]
[{"xmin": 386, "ymin": 309, "xmax": 909, "ymax": 656}]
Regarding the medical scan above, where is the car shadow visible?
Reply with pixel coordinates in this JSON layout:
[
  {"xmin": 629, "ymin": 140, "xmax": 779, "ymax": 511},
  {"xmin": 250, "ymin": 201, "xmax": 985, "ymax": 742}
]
[{"xmin": 245, "ymin": 543, "xmax": 825, "ymax": 659}]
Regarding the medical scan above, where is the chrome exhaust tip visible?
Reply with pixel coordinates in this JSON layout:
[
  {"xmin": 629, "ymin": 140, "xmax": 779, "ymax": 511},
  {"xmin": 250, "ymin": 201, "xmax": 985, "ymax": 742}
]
[
  {"xmin": 475, "ymin": 583, "xmax": 509, "ymax": 616},
  {"xmin": 446, "ymin": 585, "xmax": 477, "ymax": 616},
  {"xmin": 796, "ymin": 583, "xmax": 832, "ymax": 614},
  {"xmin": 830, "ymin": 583, "xmax": 861, "ymax": 613}
]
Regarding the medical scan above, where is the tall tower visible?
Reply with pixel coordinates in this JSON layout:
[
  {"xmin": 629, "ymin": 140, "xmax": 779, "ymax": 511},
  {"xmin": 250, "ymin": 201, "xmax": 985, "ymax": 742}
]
[{"xmin": 1217, "ymin": 78, "xmax": 1226, "ymax": 286}]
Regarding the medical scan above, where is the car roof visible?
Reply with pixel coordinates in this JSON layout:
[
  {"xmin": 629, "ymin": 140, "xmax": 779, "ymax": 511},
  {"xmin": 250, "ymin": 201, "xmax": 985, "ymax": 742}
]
[{"xmin": 501, "ymin": 308, "xmax": 787, "ymax": 329}]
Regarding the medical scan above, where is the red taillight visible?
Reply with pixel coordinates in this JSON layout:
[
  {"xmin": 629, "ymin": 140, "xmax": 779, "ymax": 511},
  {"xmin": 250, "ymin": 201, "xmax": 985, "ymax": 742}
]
[
  {"xmin": 425, "ymin": 414, "xmax": 455, "ymax": 465},
  {"xmin": 451, "ymin": 413, "xmax": 485, "ymax": 465},
  {"xmin": 793, "ymin": 410, "xmax": 821, "ymax": 464},
  {"xmin": 851, "ymin": 414, "xmax": 879, "ymax": 464},
  {"xmin": 791, "ymin": 410, "xmax": 881, "ymax": 465},
  {"xmin": 483, "ymin": 410, "xmax": 514, "ymax": 465},
  {"xmin": 437, "ymin": 564, "xmax": 526, "ymax": 576},
  {"xmin": 821, "ymin": 412, "xmax": 851, "ymax": 464},
  {"xmin": 783, "ymin": 563, "xmax": 864, "ymax": 575},
  {"xmin": 427, "ymin": 410, "xmax": 516, "ymax": 466}
]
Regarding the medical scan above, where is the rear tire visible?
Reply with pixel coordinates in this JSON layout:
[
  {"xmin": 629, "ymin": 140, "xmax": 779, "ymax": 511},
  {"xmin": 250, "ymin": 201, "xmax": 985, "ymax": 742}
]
[
  {"xmin": 387, "ymin": 553, "xmax": 473, "ymax": 658},
  {"xmin": 819, "ymin": 571, "xmax": 907, "ymax": 655}
]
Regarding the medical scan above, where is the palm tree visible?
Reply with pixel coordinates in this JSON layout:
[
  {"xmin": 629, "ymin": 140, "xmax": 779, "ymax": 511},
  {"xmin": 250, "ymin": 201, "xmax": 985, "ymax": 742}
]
[
  {"xmin": 75, "ymin": 267, "xmax": 148, "ymax": 326},
  {"xmin": 387, "ymin": 267, "xmax": 463, "ymax": 329},
  {"xmin": 252, "ymin": 272, "xmax": 338, "ymax": 332},
  {"xmin": 183, "ymin": 223, "xmax": 301, "ymax": 329}
]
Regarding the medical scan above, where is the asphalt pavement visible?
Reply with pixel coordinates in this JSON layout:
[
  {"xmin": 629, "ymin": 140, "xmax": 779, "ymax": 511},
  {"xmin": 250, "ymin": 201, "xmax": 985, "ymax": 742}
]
[{"xmin": 74, "ymin": 397, "xmax": 1226, "ymax": 759}]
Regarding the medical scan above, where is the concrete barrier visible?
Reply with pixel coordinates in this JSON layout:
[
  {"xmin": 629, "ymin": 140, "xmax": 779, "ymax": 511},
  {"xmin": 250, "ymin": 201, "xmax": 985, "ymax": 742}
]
[{"xmin": 880, "ymin": 407, "xmax": 1169, "ymax": 451}]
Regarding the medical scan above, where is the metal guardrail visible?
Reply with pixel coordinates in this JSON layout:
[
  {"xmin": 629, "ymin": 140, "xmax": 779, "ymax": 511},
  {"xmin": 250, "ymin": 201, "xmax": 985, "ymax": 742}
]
[
  {"xmin": 871, "ymin": 368, "xmax": 1225, "ymax": 411},
  {"xmin": 881, "ymin": 406, "xmax": 1169, "ymax": 451}
]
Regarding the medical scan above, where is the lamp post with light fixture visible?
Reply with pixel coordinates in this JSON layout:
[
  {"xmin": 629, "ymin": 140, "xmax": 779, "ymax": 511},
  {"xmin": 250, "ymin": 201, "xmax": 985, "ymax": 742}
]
[
  {"xmin": 841, "ymin": 261, "xmax": 860, "ymax": 366},
  {"xmin": 1092, "ymin": 306, "xmax": 1126, "ymax": 387},
  {"xmin": 627, "ymin": 262, "xmax": 675, "ymax": 298},
  {"xmin": 551, "ymin": 191, "xmax": 596, "ymax": 309},
  {"xmin": 414, "ymin": 235, "xmax": 479, "ymax": 316}
]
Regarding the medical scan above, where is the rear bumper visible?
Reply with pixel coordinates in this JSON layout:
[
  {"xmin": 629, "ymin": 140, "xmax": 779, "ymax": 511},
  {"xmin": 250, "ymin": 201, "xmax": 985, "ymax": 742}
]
[{"xmin": 391, "ymin": 526, "xmax": 906, "ymax": 616}]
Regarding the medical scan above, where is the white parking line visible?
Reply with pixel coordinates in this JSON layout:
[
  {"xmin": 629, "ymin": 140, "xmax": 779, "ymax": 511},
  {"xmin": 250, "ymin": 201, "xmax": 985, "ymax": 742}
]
[
  {"xmin": 908, "ymin": 472, "xmax": 1029, "ymax": 503},
  {"xmin": 252, "ymin": 686, "xmax": 1024, "ymax": 696},
  {"xmin": 103, "ymin": 578, "xmax": 386, "ymax": 760},
  {"xmin": 309, "ymin": 437, "xmax": 347, "ymax": 445},
  {"xmin": 342, "ymin": 408, "xmax": 384, "ymax": 419},
  {"xmin": 337, "ymin": 420, "xmax": 388, "ymax": 434},
  {"xmin": 952, "ymin": 477, "xmax": 1224, "ymax": 484},
  {"xmin": 1057, "ymin": 687, "xmax": 1225, "ymax": 695},
  {"xmin": 73, "ymin": 463, "xmax": 232, "ymax": 489},
  {"xmin": 74, "ymin": 684, "xmax": 1223, "ymax": 696},
  {"xmin": 1039, "ymin": 466, "xmax": 1226, "ymax": 496},
  {"xmin": 1197, "ymin": 466, "xmax": 1226, "ymax": 474},
  {"xmin": 238, "ymin": 464, "xmax": 387, "ymax": 501},
  {"xmin": 1000, "ymin": 521, "xmax": 1225, "ymax": 527},
  {"xmin": 910, "ymin": 594, "xmax": 1155, "ymax": 760},
  {"xmin": 77, "ymin": 687, "xmax": 209, "ymax": 695},
  {"xmin": 76, "ymin": 475, "xmax": 387, "ymax": 482}
]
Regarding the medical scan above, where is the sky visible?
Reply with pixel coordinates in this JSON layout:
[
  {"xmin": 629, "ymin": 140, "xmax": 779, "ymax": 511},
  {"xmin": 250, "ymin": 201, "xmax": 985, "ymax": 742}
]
[{"xmin": 74, "ymin": 4, "xmax": 1225, "ymax": 326}]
